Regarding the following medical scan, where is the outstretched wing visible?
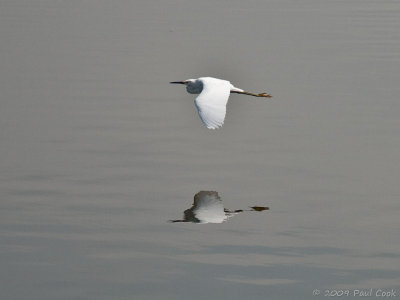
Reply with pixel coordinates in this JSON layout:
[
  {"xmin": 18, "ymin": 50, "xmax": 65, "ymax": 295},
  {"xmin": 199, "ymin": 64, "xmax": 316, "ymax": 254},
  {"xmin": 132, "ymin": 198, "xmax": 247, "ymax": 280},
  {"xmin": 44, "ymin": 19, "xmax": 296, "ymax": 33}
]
[
  {"xmin": 194, "ymin": 77, "xmax": 231, "ymax": 129},
  {"xmin": 192, "ymin": 191, "xmax": 226, "ymax": 223}
]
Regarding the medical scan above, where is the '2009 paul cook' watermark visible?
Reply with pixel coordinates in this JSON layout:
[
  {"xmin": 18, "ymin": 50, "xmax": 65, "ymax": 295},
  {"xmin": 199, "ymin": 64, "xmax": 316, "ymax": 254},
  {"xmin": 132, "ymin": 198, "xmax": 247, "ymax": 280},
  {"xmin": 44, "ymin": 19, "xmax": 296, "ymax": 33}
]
[{"xmin": 312, "ymin": 288, "xmax": 398, "ymax": 297}]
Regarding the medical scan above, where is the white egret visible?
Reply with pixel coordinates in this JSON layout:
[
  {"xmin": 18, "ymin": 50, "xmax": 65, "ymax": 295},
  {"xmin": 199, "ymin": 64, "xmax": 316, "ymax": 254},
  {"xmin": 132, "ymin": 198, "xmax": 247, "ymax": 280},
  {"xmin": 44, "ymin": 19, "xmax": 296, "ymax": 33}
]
[
  {"xmin": 170, "ymin": 191, "xmax": 269, "ymax": 224},
  {"xmin": 170, "ymin": 77, "xmax": 272, "ymax": 129}
]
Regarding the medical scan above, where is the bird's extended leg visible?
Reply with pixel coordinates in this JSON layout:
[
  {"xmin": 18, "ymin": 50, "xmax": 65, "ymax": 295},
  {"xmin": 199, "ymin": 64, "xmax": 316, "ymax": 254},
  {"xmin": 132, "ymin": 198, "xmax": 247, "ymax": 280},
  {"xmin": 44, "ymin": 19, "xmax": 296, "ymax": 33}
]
[{"xmin": 231, "ymin": 91, "xmax": 272, "ymax": 98}]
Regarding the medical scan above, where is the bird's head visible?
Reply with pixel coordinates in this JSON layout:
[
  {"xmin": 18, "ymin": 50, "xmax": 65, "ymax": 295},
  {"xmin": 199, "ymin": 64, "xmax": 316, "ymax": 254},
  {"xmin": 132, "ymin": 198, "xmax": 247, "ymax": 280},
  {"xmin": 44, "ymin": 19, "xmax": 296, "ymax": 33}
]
[{"xmin": 170, "ymin": 79, "xmax": 202, "ymax": 94}]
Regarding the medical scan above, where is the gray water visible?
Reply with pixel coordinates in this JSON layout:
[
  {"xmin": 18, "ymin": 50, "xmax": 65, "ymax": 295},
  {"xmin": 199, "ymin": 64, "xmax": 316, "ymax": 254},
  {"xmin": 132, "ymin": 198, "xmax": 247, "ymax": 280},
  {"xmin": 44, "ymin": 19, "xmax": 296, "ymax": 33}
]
[{"xmin": 1, "ymin": 1, "xmax": 400, "ymax": 299}]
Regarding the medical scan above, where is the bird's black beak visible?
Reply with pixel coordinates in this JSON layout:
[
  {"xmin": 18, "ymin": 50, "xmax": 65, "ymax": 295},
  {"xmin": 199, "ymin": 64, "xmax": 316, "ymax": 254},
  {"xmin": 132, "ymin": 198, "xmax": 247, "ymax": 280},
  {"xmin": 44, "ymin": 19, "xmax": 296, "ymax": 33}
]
[{"xmin": 170, "ymin": 81, "xmax": 186, "ymax": 84}]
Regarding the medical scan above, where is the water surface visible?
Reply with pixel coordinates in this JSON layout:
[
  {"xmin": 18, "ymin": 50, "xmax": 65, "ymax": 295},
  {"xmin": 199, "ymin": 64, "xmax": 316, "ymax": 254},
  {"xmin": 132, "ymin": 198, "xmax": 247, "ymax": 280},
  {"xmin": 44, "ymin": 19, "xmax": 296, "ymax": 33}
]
[{"xmin": 1, "ymin": 1, "xmax": 400, "ymax": 299}]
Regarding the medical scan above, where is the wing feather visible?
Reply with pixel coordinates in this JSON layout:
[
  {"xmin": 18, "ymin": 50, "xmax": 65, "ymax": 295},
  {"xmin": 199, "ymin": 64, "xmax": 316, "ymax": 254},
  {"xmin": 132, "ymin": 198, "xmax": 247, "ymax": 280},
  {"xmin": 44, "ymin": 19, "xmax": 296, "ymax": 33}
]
[
  {"xmin": 194, "ymin": 77, "xmax": 231, "ymax": 129},
  {"xmin": 192, "ymin": 191, "xmax": 226, "ymax": 223}
]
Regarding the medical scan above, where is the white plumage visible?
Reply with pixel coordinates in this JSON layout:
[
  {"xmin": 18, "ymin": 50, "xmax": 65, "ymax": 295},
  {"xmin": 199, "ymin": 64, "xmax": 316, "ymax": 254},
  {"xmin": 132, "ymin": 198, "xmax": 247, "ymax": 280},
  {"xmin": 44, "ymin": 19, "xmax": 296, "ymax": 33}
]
[
  {"xmin": 172, "ymin": 191, "xmax": 237, "ymax": 224},
  {"xmin": 170, "ymin": 77, "xmax": 272, "ymax": 129},
  {"xmin": 170, "ymin": 191, "xmax": 269, "ymax": 224},
  {"xmin": 194, "ymin": 77, "xmax": 232, "ymax": 129},
  {"xmin": 191, "ymin": 191, "xmax": 229, "ymax": 224}
]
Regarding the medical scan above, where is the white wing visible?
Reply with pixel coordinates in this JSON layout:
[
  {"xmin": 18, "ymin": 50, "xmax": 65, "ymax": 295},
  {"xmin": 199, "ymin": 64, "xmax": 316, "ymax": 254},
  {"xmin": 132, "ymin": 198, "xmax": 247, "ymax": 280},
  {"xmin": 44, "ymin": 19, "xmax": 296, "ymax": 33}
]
[
  {"xmin": 192, "ymin": 191, "xmax": 227, "ymax": 223},
  {"xmin": 194, "ymin": 77, "xmax": 232, "ymax": 129}
]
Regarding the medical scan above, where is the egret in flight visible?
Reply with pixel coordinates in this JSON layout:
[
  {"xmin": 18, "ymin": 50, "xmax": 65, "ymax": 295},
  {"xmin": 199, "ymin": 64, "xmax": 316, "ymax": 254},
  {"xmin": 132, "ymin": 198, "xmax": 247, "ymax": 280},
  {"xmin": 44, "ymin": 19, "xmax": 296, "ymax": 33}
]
[
  {"xmin": 170, "ymin": 191, "xmax": 269, "ymax": 224},
  {"xmin": 170, "ymin": 77, "xmax": 272, "ymax": 129}
]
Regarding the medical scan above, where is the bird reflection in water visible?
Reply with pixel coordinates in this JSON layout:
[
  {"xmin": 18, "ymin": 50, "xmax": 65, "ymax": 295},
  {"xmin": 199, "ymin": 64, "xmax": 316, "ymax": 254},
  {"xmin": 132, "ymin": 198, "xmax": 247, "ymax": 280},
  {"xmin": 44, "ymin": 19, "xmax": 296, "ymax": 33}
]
[{"xmin": 170, "ymin": 191, "xmax": 269, "ymax": 224}]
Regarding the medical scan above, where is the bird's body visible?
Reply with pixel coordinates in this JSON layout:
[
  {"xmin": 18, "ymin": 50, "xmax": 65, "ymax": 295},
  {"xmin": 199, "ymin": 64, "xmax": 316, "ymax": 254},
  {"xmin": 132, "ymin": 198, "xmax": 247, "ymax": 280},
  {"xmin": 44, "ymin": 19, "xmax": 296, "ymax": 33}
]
[
  {"xmin": 170, "ymin": 191, "xmax": 269, "ymax": 224},
  {"xmin": 170, "ymin": 77, "xmax": 272, "ymax": 129},
  {"xmin": 185, "ymin": 191, "xmax": 230, "ymax": 224}
]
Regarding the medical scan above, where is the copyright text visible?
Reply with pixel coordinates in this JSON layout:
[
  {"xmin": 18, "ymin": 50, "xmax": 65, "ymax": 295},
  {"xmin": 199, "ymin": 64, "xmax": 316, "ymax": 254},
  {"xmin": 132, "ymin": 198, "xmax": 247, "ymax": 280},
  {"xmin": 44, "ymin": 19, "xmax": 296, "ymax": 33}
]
[{"xmin": 312, "ymin": 288, "xmax": 397, "ymax": 297}]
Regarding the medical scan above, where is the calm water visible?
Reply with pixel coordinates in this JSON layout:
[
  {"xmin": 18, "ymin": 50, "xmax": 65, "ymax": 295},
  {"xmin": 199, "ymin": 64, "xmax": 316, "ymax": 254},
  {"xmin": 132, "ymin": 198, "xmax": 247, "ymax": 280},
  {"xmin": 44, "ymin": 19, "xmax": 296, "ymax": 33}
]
[{"xmin": 1, "ymin": 1, "xmax": 400, "ymax": 299}]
